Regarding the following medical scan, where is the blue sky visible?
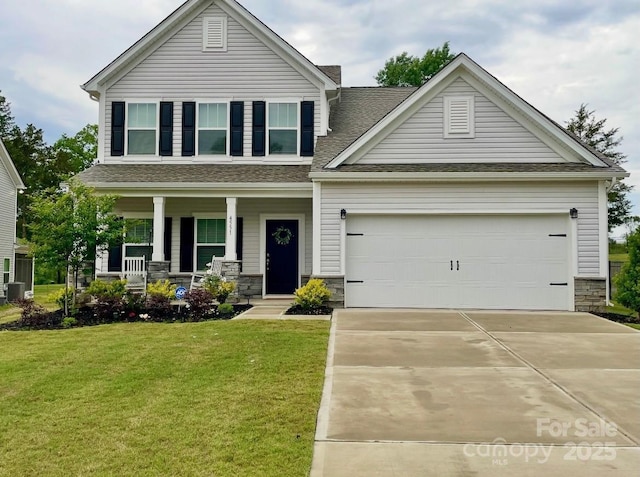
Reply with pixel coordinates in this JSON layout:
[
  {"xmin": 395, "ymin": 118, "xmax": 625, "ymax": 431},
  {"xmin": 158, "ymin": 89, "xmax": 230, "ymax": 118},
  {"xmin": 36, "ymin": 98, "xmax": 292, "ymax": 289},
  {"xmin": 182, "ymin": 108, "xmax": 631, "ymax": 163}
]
[{"xmin": 1, "ymin": 0, "xmax": 638, "ymax": 235}]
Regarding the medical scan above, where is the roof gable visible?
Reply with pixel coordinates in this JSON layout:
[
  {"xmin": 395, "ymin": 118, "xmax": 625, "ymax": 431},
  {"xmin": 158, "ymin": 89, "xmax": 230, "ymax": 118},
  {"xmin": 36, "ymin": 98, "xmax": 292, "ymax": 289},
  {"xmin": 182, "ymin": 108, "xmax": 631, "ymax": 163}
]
[
  {"xmin": 325, "ymin": 54, "xmax": 609, "ymax": 169},
  {"xmin": 82, "ymin": 0, "xmax": 337, "ymax": 96},
  {"xmin": 0, "ymin": 139, "xmax": 25, "ymax": 189}
]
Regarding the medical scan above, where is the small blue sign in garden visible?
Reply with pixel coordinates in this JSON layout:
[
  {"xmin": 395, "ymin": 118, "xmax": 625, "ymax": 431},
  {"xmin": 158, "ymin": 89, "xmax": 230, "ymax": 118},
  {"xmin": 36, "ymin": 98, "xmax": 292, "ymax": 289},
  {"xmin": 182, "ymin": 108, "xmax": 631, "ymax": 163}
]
[{"xmin": 175, "ymin": 286, "xmax": 187, "ymax": 300}]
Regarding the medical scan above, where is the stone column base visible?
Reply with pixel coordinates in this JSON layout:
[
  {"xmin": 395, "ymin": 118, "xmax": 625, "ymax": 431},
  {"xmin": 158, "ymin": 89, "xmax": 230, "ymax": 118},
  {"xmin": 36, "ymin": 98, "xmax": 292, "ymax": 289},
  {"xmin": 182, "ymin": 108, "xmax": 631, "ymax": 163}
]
[
  {"xmin": 312, "ymin": 275, "xmax": 344, "ymax": 308},
  {"xmin": 148, "ymin": 261, "xmax": 170, "ymax": 282},
  {"xmin": 574, "ymin": 277, "xmax": 606, "ymax": 313}
]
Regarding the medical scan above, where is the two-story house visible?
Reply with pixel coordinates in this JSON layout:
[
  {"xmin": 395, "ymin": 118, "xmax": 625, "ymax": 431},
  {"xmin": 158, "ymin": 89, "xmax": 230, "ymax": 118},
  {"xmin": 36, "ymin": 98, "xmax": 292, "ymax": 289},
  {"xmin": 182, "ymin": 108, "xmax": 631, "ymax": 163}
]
[
  {"xmin": 77, "ymin": 0, "xmax": 627, "ymax": 311},
  {"xmin": 0, "ymin": 138, "xmax": 25, "ymax": 303}
]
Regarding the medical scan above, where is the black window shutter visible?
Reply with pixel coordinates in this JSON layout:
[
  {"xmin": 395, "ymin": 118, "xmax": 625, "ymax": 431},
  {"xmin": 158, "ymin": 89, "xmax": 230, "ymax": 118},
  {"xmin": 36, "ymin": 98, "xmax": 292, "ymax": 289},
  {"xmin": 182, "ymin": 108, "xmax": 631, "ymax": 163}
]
[
  {"xmin": 236, "ymin": 217, "xmax": 243, "ymax": 271},
  {"xmin": 108, "ymin": 217, "xmax": 124, "ymax": 272},
  {"xmin": 111, "ymin": 102, "xmax": 125, "ymax": 156},
  {"xmin": 230, "ymin": 101, "xmax": 244, "ymax": 156},
  {"xmin": 182, "ymin": 102, "xmax": 196, "ymax": 156},
  {"xmin": 252, "ymin": 101, "xmax": 265, "ymax": 156},
  {"xmin": 159, "ymin": 102, "xmax": 173, "ymax": 156},
  {"xmin": 179, "ymin": 217, "xmax": 195, "ymax": 272},
  {"xmin": 300, "ymin": 101, "xmax": 314, "ymax": 156},
  {"xmin": 164, "ymin": 217, "xmax": 172, "ymax": 263}
]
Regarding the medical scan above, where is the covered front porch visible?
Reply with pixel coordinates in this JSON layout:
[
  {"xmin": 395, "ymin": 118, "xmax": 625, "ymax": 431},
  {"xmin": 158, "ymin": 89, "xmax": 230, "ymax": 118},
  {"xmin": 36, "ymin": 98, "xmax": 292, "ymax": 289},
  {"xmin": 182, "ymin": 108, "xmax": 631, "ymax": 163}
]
[{"xmin": 96, "ymin": 194, "xmax": 313, "ymax": 299}]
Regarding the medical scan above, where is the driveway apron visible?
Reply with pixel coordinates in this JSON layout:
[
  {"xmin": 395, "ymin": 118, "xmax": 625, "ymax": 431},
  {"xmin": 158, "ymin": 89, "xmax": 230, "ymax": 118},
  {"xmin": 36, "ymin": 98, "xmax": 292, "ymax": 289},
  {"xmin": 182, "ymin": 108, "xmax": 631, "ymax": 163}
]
[{"xmin": 310, "ymin": 309, "xmax": 640, "ymax": 476}]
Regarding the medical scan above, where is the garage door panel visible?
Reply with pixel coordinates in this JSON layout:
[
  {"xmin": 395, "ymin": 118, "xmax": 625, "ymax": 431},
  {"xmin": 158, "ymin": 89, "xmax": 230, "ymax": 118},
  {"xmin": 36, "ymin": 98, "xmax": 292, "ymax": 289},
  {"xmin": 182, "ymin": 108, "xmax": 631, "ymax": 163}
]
[{"xmin": 346, "ymin": 214, "xmax": 570, "ymax": 310}]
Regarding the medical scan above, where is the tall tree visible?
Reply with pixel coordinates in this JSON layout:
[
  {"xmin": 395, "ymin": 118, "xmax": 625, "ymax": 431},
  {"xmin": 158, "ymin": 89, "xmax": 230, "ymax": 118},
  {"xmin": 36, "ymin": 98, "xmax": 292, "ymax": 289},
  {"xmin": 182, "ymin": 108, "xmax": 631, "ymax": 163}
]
[
  {"xmin": 375, "ymin": 42, "xmax": 455, "ymax": 87},
  {"xmin": 52, "ymin": 124, "xmax": 98, "ymax": 175},
  {"xmin": 0, "ymin": 91, "xmax": 15, "ymax": 138},
  {"xmin": 566, "ymin": 104, "xmax": 632, "ymax": 230},
  {"xmin": 29, "ymin": 180, "xmax": 123, "ymax": 315}
]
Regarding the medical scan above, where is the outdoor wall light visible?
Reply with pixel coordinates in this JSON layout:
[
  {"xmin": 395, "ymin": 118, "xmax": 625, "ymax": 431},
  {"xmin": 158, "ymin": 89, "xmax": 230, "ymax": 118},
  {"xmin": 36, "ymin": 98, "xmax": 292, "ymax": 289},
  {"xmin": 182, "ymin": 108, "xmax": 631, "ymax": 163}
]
[
  {"xmin": 340, "ymin": 209, "xmax": 347, "ymax": 220},
  {"xmin": 570, "ymin": 208, "xmax": 578, "ymax": 219}
]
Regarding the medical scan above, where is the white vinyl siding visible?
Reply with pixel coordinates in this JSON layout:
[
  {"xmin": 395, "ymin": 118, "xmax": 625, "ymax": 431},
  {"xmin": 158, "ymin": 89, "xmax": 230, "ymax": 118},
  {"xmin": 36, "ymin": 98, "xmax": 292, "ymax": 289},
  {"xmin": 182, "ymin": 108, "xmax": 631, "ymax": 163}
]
[
  {"xmin": 102, "ymin": 197, "xmax": 313, "ymax": 276},
  {"xmin": 319, "ymin": 181, "xmax": 600, "ymax": 276},
  {"xmin": 0, "ymin": 160, "xmax": 17, "ymax": 293},
  {"xmin": 103, "ymin": 3, "xmax": 321, "ymax": 161},
  {"xmin": 360, "ymin": 78, "xmax": 564, "ymax": 164}
]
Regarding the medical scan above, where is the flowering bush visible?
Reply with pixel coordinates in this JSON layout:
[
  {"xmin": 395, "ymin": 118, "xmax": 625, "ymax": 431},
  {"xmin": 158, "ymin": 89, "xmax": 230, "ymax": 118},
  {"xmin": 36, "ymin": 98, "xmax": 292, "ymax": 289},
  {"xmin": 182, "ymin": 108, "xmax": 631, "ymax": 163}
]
[
  {"xmin": 146, "ymin": 279, "xmax": 177, "ymax": 299},
  {"xmin": 294, "ymin": 279, "xmax": 331, "ymax": 310},
  {"xmin": 203, "ymin": 274, "xmax": 236, "ymax": 303}
]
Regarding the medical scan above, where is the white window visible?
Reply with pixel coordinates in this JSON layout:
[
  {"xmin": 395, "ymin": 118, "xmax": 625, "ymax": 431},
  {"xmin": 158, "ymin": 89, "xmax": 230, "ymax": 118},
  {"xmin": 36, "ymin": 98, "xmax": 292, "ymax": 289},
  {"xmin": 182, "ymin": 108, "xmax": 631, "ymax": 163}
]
[
  {"xmin": 198, "ymin": 103, "xmax": 228, "ymax": 155},
  {"xmin": 2, "ymin": 258, "xmax": 9, "ymax": 285},
  {"xmin": 443, "ymin": 96, "xmax": 475, "ymax": 138},
  {"xmin": 268, "ymin": 102, "xmax": 298, "ymax": 155},
  {"xmin": 124, "ymin": 219, "xmax": 152, "ymax": 259},
  {"xmin": 195, "ymin": 218, "xmax": 226, "ymax": 271},
  {"xmin": 203, "ymin": 16, "xmax": 227, "ymax": 51},
  {"xmin": 127, "ymin": 103, "xmax": 157, "ymax": 155}
]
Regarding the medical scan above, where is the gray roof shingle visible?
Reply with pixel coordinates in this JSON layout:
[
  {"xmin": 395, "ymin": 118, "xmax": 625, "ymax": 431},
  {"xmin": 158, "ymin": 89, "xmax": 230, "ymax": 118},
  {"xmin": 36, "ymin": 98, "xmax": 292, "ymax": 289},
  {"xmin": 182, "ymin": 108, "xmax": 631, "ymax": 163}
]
[
  {"xmin": 76, "ymin": 164, "xmax": 312, "ymax": 185},
  {"xmin": 312, "ymin": 87, "xmax": 417, "ymax": 171},
  {"xmin": 316, "ymin": 65, "xmax": 342, "ymax": 85}
]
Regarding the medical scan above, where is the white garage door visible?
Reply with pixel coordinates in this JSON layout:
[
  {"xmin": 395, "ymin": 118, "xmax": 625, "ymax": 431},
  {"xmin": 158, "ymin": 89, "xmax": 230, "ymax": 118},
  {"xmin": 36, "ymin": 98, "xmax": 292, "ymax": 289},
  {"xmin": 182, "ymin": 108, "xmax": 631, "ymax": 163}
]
[{"xmin": 345, "ymin": 214, "xmax": 570, "ymax": 310}]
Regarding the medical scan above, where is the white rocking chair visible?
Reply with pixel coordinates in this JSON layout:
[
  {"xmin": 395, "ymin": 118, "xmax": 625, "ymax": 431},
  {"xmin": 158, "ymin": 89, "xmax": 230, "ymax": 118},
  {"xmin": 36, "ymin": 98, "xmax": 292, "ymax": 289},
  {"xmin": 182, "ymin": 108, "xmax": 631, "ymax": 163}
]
[
  {"xmin": 122, "ymin": 256, "xmax": 147, "ymax": 293},
  {"xmin": 190, "ymin": 256, "xmax": 223, "ymax": 290}
]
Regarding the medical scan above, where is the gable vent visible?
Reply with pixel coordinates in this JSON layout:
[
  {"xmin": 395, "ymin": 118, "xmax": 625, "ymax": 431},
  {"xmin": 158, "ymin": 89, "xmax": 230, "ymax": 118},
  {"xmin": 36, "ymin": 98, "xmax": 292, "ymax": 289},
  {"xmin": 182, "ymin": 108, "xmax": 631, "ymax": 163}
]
[
  {"xmin": 203, "ymin": 16, "xmax": 227, "ymax": 51},
  {"xmin": 444, "ymin": 96, "xmax": 475, "ymax": 138}
]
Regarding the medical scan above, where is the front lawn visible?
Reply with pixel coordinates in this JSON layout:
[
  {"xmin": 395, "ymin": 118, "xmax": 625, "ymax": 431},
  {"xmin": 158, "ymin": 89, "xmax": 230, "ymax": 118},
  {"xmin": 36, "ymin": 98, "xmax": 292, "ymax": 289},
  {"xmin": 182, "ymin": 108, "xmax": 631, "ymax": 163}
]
[{"xmin": 0, "ymin": 320, "xmax": 330, "ymax": 476}]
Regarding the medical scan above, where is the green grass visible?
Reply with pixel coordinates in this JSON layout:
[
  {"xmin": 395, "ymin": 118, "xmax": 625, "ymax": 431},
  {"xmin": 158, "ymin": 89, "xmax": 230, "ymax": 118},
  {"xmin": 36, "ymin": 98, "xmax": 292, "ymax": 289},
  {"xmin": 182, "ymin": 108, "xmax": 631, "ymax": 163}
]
[
  {"xmin": 0, "ymin": 283, "xmax": 64, "ymax": 324},
  {"xmin": 609, "ymin": 253, "xmax": 629, "ymax": 262},
  {"xmin": 0, "ymin": 320, "xmax": 330, "ymax": 476},
  {"xmin": 606, "ymin": 302, "xmax": 636, "ymax": 318}
]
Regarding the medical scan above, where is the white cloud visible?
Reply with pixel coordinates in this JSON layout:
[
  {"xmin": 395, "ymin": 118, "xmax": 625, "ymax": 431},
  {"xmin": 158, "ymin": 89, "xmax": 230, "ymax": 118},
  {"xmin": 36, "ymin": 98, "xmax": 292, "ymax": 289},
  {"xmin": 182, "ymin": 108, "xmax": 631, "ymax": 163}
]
[{"xmin": 0, "ymin": 0, "xmax": 637, "ymax": 214}]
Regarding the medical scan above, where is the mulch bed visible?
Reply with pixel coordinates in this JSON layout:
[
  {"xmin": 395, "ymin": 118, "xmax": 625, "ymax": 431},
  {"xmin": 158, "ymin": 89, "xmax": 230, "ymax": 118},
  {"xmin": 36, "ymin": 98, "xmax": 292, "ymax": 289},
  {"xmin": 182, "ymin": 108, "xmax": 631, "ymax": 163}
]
[
  {"xmin": 591, "ymin": 311, "xmax": 639, "ymax": 325},
  {"xmin": 284, "ymin": 305, "xmax": 333, "ymax": 315},
  {"xmin": 0, "ymin": 304, "xmax": 253, "ymax": 331}
]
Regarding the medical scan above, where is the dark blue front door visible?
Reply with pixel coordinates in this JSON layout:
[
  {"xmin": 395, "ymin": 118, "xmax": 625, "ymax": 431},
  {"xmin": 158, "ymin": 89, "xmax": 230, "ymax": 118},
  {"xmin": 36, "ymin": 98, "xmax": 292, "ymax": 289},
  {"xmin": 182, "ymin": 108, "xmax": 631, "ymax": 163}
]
[{"xmin": 266, "ymin": 219, "xmax": 299, "ymax": 294}]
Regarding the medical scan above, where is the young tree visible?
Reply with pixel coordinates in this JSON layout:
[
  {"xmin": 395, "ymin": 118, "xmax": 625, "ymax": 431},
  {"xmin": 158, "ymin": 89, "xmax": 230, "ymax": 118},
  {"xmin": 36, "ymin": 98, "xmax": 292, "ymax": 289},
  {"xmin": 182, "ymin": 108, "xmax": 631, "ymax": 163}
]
[
  {"xmin": 566, "ymin": 104, "xmax": 632, "ymax": 230},
  {"xmin": 375, "ymin": 42, "xmax": 455, "ymax": 87},
  {"xmin": 615, "ymin": 229, "xmax": 640, "ymax": 318},
  {"xmin": 29, "ymin": 180, "xmax": 124, "ymax": 315}
]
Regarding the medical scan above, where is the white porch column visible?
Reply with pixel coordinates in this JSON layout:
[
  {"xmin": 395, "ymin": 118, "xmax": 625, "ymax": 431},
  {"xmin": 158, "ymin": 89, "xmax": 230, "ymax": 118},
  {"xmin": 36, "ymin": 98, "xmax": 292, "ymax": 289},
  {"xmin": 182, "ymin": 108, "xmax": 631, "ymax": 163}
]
[
  {"xmin": 152, "ymin": 196, "xmax": 165, "ymax": 261},
  {"xmin": 225, "ymin": 197, "xmax": 237, "ymax": 260}
]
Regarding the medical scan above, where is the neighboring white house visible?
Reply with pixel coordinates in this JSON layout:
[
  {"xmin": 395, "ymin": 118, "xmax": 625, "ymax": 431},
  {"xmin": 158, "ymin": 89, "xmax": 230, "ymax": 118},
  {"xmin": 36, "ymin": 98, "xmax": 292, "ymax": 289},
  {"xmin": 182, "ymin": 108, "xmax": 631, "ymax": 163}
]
[
  {"xmin": 0, "ymin": 138, "xmax": 25, "ymax": 301},
  {"xmin": 77, "ymin": 0, "xmax": 627, "ymax": 311}
]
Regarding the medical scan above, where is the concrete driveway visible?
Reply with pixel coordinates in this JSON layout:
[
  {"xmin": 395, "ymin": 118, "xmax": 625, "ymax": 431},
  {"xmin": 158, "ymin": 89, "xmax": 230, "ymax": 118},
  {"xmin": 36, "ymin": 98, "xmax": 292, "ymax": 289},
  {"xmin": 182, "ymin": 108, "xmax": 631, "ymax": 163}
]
[{"xmin": 311, "ymin": 309, "xmax": 640, "ymax": 476}]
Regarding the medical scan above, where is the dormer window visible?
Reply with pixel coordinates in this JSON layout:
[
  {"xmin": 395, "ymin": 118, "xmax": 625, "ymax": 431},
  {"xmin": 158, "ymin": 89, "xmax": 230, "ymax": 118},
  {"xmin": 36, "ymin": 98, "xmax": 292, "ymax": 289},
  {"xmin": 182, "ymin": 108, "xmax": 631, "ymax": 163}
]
[
  {"xmin": 443, "ymin": 95, "xmax": 475, "ymax": 138},
  {"xmin": 127, "ymin": 103, "xmax": 157, "ymax": 155}
]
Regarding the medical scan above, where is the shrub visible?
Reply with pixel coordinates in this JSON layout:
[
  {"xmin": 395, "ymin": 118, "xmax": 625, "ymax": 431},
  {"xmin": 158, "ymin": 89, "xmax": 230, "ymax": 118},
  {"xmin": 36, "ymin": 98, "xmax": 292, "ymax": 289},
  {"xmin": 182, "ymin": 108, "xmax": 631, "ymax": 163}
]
[
  {"xmin": 86, "ymin": 279, "xmax": 127, "ymax": 300},
  {"xmin": 294, "ymin": 279, "xmax": 331, "ymax": 310},
  {"xmin": 12, "ymin": 298, "xmax": 59, "ymax": 328},
  {"xmin": 217, "ymin": 302, "xmax": 234, "ymax": 316},
  {"xmin": 203, "ymin": 274, "xmax": 236, "ymax": 303},
  {"xmin": 145, "ymin": 293, "xmax": 173, "ymax": 321},
  {"xmin": 87, "ymin": 280, "xmax": 128, "ymax": 322},
  {"xmin": 61, "ymin": 317, "xmax": 78, "ymax": 328},
  {"xmin": 184, "ymin": 288, "xmax": 215, "ymax": 321},
  {"xmin": 48, "ymin": 287, "xmax": 75, "ymax": 310},
  {"xmin": 147, "ymin": 279, "xmax": 177, "ymax": 299},
  {"xmin": 615, "ymin": 229, "xmax": 640, "ymax": 318}
]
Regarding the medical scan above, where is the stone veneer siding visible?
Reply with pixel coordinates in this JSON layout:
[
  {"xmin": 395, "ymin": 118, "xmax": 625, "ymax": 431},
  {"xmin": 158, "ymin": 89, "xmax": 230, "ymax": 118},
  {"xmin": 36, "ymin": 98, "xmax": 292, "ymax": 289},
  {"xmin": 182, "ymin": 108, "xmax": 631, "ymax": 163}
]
[
  {"xmin": 314, "ymin": 276, "xmax": 344, "ymax": 309},
  {"xmin": 574, "ymin": 277, "xmax": 606, "ymax": 312}
]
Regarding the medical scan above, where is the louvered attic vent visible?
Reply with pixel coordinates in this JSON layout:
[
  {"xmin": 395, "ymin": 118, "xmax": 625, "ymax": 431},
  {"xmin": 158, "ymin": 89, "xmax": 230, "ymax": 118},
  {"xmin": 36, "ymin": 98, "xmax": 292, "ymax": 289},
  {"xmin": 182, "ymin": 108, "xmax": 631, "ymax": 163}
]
[
  {"xmin": 203, "ymin": 16, "xmax": 227, "ymax": 51},
  {"xmin": 444, "ymin": 96, "xmax": 475, "ymax": 138}
]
